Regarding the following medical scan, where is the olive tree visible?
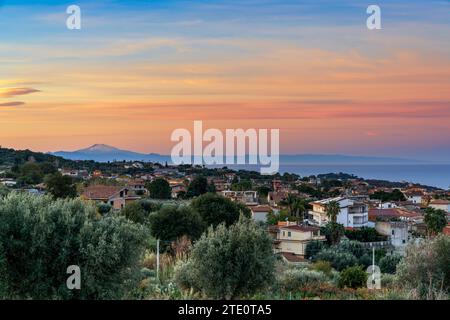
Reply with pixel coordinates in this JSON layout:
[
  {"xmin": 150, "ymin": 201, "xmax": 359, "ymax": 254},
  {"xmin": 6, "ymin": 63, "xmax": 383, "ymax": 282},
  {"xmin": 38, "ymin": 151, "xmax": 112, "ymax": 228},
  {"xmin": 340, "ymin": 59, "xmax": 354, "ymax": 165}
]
[{"xmin": 174, "ymin": 217, "xmax": 275, "ymax": 299}]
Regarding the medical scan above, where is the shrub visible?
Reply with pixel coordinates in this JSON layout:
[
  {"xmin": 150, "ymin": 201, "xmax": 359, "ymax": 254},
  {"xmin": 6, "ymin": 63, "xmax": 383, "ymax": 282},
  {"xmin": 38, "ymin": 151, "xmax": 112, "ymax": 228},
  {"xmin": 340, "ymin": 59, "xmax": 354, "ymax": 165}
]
[
  {"xmin": 310, "ymin": 261, "xmax": 333, "ymax": 276},
  {"xmin": 315, "ymin": 248, "xmax": 358, "ymax": 271},
  {"xmin": 337, "ymin": 240, "xmax": 367, "ymax": 258},
  {"xmin": 379, "ymin": 254, "xmax": 402, "ymax": 274},
  {"xmin": 305, "ymin": 240, "xmax": 327, "ymax": 259},
  {"xmin": 338, "ymin": 266, "xmax": 368, "ymax": 289},
  {"xmin": 277, "ymin": 268, "xmax": 328, "ymax": 292}
]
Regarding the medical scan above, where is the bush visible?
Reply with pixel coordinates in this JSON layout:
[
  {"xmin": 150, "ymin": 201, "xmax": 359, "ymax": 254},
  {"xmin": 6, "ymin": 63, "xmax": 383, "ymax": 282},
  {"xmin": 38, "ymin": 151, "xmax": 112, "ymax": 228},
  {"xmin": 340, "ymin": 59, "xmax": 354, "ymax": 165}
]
[
  {"xmin": 337, "ymin": 240, "xmax": 367, "ymax": 258},
  {"xmin": 309, "ymin": 261, "xmax": 333, "ymax": 277},
  {"xmin": 379, "ymin": 254, "xmax": 402, "ymax": 274},
  {"xmin": 315, "ymin": 248, "xmax": 358, "ymax": 271},
  {"xmin": 174, "ymin": 217, "xmax": 275, "ymax": 299},
  {"xmin": 338, "ymin": 266, "xmax": 368, "ymax": 289},
  {"xmin": 277, "ymin": 268, "xmax": 327, "ymax": 292},
  {"xmin": 305, "ymin": 240, "xmax": 327, "ymax": 260}
]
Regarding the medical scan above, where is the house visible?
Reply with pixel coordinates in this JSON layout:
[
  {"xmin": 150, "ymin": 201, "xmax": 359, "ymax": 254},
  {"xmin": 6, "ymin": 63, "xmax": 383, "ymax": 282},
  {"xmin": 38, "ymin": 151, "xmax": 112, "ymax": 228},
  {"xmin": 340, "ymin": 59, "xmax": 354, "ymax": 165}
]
[
  {"xmin": 126, "ymin": 179, "xmax": 147, "ymax": 195},
  {"xmin": 250, "ymin": 205, "xmax": 273, "ymax": 223},
  {"xmin": 81, "ymin": 185, "xmax": 140, "ymax": 210},
  {"xmin": 221, "ymin": 190, "xmax": 258, "ymax": 205},
  {"xmin": 271, "ymin": 222, "xmax": 326, "ymax": 258},
  {"xmin": 368, "ymin": 208, "xmax": 423, "ymax": 225},
  {"xmin": 402, "ymin": 190, "xmax": 424, "ymax": 204},
  {"xmin": 171, "ymin": 184, "xmax": 186, "ymax": 198},
  {"xmin": 428, "ymin": 199, "xmax": 450, "ymax": 213},
  {"xmin": 375, "ymin": 221, "xmax": 409, "ymax": 253},
  {"xmin": 308, "ymin": 197, "xmax": 369, "ymax": 228},
  {"xmin": 267, "ymin": 191, "xmax": 287, "ymax": 206}
]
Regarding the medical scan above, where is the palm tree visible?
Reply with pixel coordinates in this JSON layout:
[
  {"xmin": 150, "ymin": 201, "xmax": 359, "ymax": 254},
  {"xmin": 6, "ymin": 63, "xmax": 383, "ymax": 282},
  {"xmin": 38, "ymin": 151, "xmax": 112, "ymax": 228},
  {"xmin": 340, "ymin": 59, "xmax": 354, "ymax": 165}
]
[
  {"xmin": 325, "ymin": 200, "xmax": 340, "ymax": 223},
  {"xmin": 285, "ymin": 194, "xmax": 308, "ymax": 222}
]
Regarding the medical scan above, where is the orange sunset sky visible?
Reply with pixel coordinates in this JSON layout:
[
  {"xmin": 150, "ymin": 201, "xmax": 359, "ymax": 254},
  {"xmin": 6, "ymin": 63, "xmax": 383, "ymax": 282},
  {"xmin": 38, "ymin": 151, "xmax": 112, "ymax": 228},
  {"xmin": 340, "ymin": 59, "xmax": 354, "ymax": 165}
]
[{"xmin": 1, "ymin": 0, "xmax": 449, "ymax": 161}]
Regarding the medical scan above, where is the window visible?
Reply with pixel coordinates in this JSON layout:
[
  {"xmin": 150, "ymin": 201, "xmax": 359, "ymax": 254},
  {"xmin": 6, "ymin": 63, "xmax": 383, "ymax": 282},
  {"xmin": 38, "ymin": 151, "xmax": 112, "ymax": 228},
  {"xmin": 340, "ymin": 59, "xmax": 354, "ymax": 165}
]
[
  {"xmin": 288, "ymin": 232, "xmax": 291, "ymax": 237},
  {"xmin": 392, "ymin": 230, "xmax": 395, "ymax": 235},
  {"xmin": 282, "ymin": 231, "xmax": 285, "ymax": 236}
]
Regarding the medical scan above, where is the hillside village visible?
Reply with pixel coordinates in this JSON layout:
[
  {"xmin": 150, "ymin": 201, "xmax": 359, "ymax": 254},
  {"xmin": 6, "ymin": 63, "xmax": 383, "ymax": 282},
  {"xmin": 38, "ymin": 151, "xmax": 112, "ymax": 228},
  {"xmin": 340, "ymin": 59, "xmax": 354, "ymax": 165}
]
[{"xmin": 1, "ymin": 146, "xmax": 449, "ymax": 266}]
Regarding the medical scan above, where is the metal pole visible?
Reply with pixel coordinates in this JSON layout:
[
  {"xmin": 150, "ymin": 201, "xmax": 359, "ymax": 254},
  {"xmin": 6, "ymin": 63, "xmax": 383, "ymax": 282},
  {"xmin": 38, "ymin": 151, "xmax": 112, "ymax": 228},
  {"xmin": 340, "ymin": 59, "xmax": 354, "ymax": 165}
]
[
  {"xmin": 156, "ymin": 239, "xmax": 160, "ymax": 281},
  {"xmin": 372, "ymin": 247, "xmax": 375, "ymax": 283}
]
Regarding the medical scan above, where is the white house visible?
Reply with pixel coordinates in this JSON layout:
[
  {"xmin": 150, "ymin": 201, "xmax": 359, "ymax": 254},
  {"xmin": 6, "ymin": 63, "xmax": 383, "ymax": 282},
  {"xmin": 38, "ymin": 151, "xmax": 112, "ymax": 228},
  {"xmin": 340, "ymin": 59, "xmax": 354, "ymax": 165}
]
[
  {"xmin": 250, "ymin": 205, "xmax": 273, "ymax": 223},
  {"xmin": 429, "ymin": 199, "xmax": 450, "ymax": 213},
  {"xmin": 375, "ymin": 221, "xmax": 409, "ymax": 254},
  {"xmin": 402, "ymin": 191, "xmax": 423, "ymax": 204},
  {"xmin": 308, "ymin": 197, "xmax": 369, "ymax": 228},
  {"xmin": 273, "ymin": 223, "xmax": 326, "ymax": 257}
]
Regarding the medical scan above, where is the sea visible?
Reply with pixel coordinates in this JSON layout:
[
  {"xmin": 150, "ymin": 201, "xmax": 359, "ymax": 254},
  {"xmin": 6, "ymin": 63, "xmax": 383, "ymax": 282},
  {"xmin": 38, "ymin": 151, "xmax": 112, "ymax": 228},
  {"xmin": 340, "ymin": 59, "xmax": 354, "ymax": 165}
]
[{"xmin": 209, "ymin": 164, "xmax": 450, "ymax": 189}]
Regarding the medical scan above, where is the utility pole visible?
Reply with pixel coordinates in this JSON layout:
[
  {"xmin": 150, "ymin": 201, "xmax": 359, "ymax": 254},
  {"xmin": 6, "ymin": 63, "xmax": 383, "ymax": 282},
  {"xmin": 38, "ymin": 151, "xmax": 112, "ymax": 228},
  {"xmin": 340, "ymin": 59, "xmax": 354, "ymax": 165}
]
[
  {"xmin": 156, "ymin": 239, "xmax": 160, "ymax": 282},
  {"xmin": 372, "ymin": 246, "xmax": 375, "ymax": 285}
]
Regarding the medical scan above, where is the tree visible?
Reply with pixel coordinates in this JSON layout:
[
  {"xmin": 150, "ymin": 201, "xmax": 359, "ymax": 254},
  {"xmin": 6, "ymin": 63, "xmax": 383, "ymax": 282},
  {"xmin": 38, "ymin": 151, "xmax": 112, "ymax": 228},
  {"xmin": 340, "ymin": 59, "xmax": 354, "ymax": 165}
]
[
  {"xmin": 121, "ymin": 201, "xmax": 148, "ymax": 224},
  {"xmin": 17, "ymin": 162, "xmax": 44, "ymax": 185},
  {"xmin": 147, "ymin": 178, "xmax": 171, "ymax": 199},
  {"xmin": 321, "ymin": 222, "xmax": 345, "ymax": 245},
  {"xmin": 379, "ymin": 254, "xmax": 402, "ymax": 274},
  {"xmin": 397, "ymin": 235, "xmax": 450, "ymax": 299},
  {"xmin": 148, "ymin": 205, "xmax": 204, "ymax": 241},
  {"xmin": 0, "ymin": 185, "xmax": 9, "ymax": 198},
  {"xmin": 325, "ymin": 200, "xmax": 340, "ymax": 223},
  {"xmin": 44, "ymin": 172, "xmax": 77, "ymax": 199},
  {"xmin": 190, "ymin": 193, "xmax": 251, "ymax": 228},
  {"xmin": 186, "ymin": 176, "xmax": 208, "ymax": 198},
  {"xmin": 424, "ymin": 207, "xmax": 447, "ymax": 237},
  {"xmin": 305, "ymin": 240, "xmax": 327, "ymax": 260},
  {"xmin": 174, "ymin": 217, "xmax": 275, "ymax": 299},
  {"xmin": 231, "ymin": 179, "xmax": 252, "ymax": 191},
  {"xmin": 0, "ymin": 193, "xmax": 147, "ymax": 299},
  {"xmin": 338, "ymin": 266, "xmax": 367, "ymax": 289},
  {"xmin": 97, "ymin": 203, "xmax": 111, "ymax": 215}
]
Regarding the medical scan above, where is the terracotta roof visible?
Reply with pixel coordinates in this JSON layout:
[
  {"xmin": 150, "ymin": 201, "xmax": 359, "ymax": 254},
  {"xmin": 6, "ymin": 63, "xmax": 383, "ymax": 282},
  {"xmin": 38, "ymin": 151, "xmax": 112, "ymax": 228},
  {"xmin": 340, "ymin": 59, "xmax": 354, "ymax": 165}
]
[
  {"xmin": 251, "ymin": 205, "xmax": 272, "ymax": 212},
  {"xmin": 281, "ymin": 225, "xmax": 320, "ymax": 232},
  {"xmin": 82, "ymin": 185, "xmax": 125, "ymax": 200},
  {"xmin": 369, "ymin": 208, "xmax": 421, "ymax": 220},
  {"xmin": 430, "ymin": 199, "xmax": 450, "ymax": 205}
]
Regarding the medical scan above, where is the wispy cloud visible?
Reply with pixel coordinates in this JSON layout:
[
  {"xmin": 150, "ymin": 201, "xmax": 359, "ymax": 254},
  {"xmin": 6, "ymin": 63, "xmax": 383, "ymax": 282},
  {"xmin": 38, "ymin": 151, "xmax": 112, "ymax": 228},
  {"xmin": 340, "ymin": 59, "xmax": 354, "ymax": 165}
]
[
  {"xmin": 0, "ymin": 87, "xmax": 40, "ymax": 98},
  {"xmin": 0, "ymin": 101, "xmax": 25, "ymax": 107}
]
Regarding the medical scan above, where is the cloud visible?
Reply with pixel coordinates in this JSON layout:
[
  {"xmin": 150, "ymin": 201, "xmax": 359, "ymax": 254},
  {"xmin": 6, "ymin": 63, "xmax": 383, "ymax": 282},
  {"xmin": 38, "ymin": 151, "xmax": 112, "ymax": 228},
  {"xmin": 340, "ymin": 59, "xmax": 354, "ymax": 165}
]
[
  {"xmin": 0, "ymin": 101, "xmax": 25, "ymax": 107},
  {"xmin": 0, "ymin": 87, "xmax": 40, "ymax": 98}
]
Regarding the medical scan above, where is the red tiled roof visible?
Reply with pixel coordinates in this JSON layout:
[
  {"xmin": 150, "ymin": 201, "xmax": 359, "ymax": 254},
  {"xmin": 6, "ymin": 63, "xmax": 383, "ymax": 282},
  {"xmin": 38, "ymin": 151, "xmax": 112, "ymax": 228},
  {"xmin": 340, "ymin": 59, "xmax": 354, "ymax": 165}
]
[
  {"xmin": 430, "ymin": 199, "xmax": 450, "ymax": 205},
  {"xmin": 369, "ymin": 208, "xmax": 421, "ymax": 220},
  {"xmin": 251, "ymin": 205, "xmax": 272, "ymax": 212},
  {"xmin": 281, "ymin": 225, "xmax": 320, "ymax": 232},
  {"xmin": 82, "ymin": 185, "xmax": 125, "ymax": 200}
]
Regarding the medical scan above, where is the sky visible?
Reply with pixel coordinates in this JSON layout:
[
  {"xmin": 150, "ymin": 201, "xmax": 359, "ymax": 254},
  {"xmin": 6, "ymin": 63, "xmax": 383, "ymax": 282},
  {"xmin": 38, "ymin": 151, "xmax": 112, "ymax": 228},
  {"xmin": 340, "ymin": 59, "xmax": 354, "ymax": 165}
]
[{"xmin": 0, "ymin": 0, "xmax": 449, "ymax": 161}]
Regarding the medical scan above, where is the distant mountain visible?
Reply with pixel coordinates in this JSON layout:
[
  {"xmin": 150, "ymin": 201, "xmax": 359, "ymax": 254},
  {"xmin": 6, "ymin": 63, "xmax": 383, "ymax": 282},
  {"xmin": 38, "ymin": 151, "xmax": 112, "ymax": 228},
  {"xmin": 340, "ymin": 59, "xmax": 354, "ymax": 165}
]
[
  {"xmin": 51, "ymin": 144, "xmax": 171, "ymax": 163},
  {"xmin": 51, "ymin": 144, "xmax": 423, "ymax": 165}
]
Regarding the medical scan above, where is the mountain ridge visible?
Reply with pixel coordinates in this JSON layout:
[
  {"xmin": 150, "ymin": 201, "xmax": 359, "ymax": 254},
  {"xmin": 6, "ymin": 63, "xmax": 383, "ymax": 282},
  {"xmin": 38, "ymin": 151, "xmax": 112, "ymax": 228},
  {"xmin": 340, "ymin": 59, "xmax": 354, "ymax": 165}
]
[{"xmin": 51, "ymin": 144, "xmax": 425, "ymax": 164}]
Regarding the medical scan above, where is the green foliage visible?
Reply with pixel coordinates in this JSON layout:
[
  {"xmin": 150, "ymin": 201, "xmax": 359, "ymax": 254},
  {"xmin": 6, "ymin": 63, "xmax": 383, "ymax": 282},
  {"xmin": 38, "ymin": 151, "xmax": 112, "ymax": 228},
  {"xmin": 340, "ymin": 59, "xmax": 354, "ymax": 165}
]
[
  {"xmin": 337, "ymin": 240, "xmax": 366, "ymax": 258},
  {"xmin": 315, "ymin": 248, "xmax": 359, "ymax": 271},
  {"xmin": 325, "ymin": 201, "xmax": 340, "ymax": 223},
  {"xmin": 97, "ymin": 203, "xmax": 112, "ymax": 215},
  {"xmin": 345, "ymin": 227, "xmax": 386, "ymax": 242},
  {"xmin": 424, "ymin": 207, "xmax": 447, "ymax": 236},
  {"xmin": 277, "ymin": 267, "xmax": 327, "ymax": 292},
  {"xmin": 338, "ymin": 266, "xmax": 367, "ymax": 289},
  {"xmin": 397, "ymin": 235, "xmax": 450, "ymax": 299},
  {"xmin": 17, "ymin": 162, "xmax": 44, "ymax": 185},
  {"xmin": 379, "ymin": 254, "xmax": 402, "ymax": 274},
  {"xmin": 190, "ymin": 193, "xmax": 251, "ymax": 228},
  {"xmin": 0, "ymin": 185, "xmax": 9, "ymax": 198},
  {"xmin": 305, "ymin": 240, "xmax": 327, "ymax": 259},
  {"xmin": 148, "ymin": 205, "xmax": 204, "ymax": 241},
  {"xmin": 321, "ymin": 222, "xmax": 345, "ymax": 245},
  {"xmin": 174, "ymin": 217, "xmax": 275, "ymax": 299},
  {"xmin": 0, "ymin": 193, "xmax": 147, "ymax": 299},
  {"xmin": 147, "ymin": 178, "xmax": 171, "ymax": 199},
  {"xmin": 231, "ymin": 179, "xmax": 252, "ymax": 191},
  {"xmin": 44, "ymin": 172, "xmax": 77, "ymax": 199},
  {"xmin": 370, "ymin": 189, "xmax": 406, "ymax": 202},
  {"xmin": 310, "ymin": 261, "xmax": 333, "ymax": 276},
  {"xmin": 266, "ymin": 209, "xmax": 295, "ymax": 225},
  {"xmin": 186, "ymin": 176, "xmax": 208, "ymax": 198},
  {"xmin": 121, "ymin": 201, "xmax": 148, "ymax": 224}
]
